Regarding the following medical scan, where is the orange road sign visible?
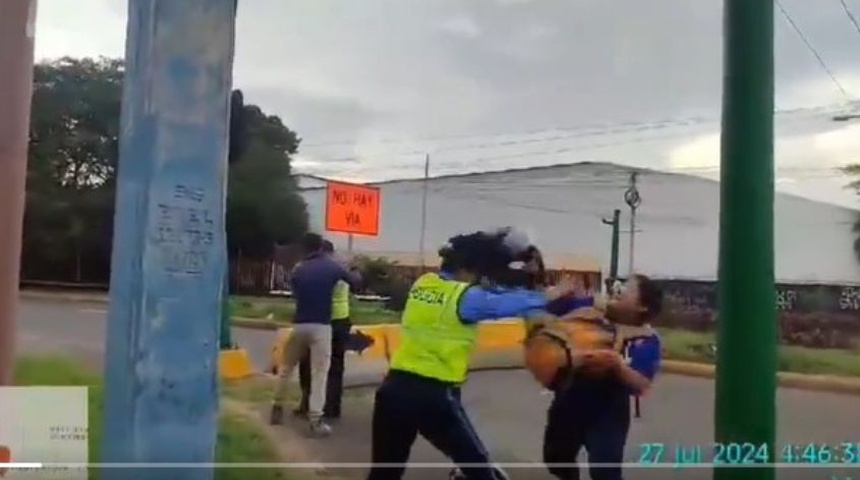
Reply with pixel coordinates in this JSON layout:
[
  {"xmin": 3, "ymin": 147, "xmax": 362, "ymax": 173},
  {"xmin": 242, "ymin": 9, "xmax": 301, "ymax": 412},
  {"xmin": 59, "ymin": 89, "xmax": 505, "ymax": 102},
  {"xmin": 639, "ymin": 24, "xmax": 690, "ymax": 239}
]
[
  {"xmin": 325, "ymin": 181, "xmax": 381, "ymax": 236},
  {"xmin": 0, "ymin": 445, "xmax": 10, "ymax": 477}
]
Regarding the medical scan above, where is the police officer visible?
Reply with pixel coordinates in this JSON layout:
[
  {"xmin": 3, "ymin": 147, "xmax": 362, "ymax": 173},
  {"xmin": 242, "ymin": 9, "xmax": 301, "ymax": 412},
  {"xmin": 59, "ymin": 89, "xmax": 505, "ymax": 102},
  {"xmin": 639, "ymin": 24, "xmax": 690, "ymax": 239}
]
[{"xmin": 366, "ymin": 229, "xmax": 571, "ymax": 480}]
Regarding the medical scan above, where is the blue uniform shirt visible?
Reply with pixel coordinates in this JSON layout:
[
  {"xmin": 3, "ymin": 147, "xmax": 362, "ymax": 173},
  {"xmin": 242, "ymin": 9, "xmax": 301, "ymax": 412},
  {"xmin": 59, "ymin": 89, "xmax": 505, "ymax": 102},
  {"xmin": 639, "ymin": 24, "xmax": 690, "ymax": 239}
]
[
  {"xmin": 436, "ymin": 271, "xmax": 549, "ymax": 323},
  {"xmin": 621, "ymin": 332, "xmax": 662, "ymax": 392},
  {"xmin": 545, "ymin": 294, "xmax": 595, "ymax": 316}
]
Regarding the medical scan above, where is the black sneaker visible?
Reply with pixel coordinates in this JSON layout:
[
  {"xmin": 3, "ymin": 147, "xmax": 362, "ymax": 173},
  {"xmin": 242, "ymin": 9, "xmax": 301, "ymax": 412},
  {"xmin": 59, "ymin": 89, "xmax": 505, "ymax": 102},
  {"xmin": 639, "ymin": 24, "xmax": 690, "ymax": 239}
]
[
  {"xmin": 293, "ymin": 408, "xmax": 308, "ymax": 418},
  {"xmin": 322, "ymin": 414, "xmax": 340, "ymax": 424},
  {"xmin": 449, "ymin": 468, "xmax": 466, "ymax": 480},
  {"xmin": 269, "ymin": 405, "xmax": 284, "ymax": 425}
]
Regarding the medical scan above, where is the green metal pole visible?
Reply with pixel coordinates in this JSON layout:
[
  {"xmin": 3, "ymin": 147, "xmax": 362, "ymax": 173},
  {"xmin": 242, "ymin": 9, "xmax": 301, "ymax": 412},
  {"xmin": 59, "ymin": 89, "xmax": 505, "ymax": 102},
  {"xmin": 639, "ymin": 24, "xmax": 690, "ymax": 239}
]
[
  {"xmin": 602, "ymin": 209, "xmax": 621, "ymax": 286},
  {"xmin": 219, "ymin": 266, "xmax": 232, "ymax": 349},
  {"xmin": 715, "ymin": 0, "xmax": 776, "ymax": 479},
  {"xmin": 609, "ymin": 209, "xmax": 620, "ymax": 279},
  {"xmin": 220, "ymin": 0, "xmax": 239, "ymax": 352}
]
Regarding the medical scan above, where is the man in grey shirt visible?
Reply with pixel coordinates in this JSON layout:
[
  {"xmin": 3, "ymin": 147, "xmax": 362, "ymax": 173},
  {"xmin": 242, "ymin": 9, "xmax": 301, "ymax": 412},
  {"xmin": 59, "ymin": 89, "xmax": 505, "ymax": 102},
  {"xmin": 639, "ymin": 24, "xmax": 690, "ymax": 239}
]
[{"xmin": 270, "ymin": 233, "xmax": 361, "ymax": 436}]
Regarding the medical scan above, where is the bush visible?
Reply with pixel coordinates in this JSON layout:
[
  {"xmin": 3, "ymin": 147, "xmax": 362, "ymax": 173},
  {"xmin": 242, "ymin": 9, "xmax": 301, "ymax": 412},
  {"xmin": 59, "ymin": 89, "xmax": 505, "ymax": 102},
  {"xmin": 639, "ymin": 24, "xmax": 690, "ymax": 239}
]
[
  {"xmin": 382, "ymin": 276, "xmax": 412, "ymax": 313},
  {"xmin": 656, "ymin": 309, "xmax": 860, "ymax": 350},
  {"xmin": 352, "ymin": 255, "xmax": 397, "ymax": 294}
]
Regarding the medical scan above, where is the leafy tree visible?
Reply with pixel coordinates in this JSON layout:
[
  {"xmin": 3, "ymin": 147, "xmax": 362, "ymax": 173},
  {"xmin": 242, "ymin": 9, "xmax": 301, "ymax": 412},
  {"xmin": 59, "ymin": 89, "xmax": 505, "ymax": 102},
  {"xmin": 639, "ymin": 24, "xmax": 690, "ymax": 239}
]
[
  {"xmin": 23, "ymin": 57, "xmax": 122, "ymax": 282},
  {"xmin": 22, "ymin": 56, "xmax": 308, "ymax": 284},
  {"xmin": 840, "ymin": 164, "xmax": 860, "ymax": 261},
  {"xmin": 226, "ymin": 105, "xmax": 308, "ymax": 257}
]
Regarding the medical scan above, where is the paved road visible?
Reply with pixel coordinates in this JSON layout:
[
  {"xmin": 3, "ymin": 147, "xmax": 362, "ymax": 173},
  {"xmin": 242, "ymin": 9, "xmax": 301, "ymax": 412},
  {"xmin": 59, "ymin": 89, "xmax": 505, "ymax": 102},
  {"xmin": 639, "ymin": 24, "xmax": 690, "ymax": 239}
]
[
  {"xmin": 17, "ymin": 300, "xmax": 860, "ymax": 480},
  {"xmin": 17, "ymin": 299, "xmax": 275, "ymax": 368}
]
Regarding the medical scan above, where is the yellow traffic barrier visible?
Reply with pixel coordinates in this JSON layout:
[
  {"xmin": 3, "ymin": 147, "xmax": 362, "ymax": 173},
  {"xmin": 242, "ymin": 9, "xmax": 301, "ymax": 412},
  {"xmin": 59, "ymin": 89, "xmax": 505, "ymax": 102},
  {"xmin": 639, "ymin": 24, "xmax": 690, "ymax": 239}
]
[
  {"xmin": 476, "ymin": 320, "xmax": 526, "ymax": 350},
  {"xmin": 267, "ymin": 320, "xmax": 529, "ymax": 373},
  {"xmin": 218, "ymin": 347, "xmax": 254, "ymax": 380}
]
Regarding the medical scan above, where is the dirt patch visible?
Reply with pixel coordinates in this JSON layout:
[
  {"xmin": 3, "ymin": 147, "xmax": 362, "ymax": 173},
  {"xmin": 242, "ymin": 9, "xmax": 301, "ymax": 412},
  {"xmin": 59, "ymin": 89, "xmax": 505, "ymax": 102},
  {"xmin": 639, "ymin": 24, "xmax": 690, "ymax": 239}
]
[
  {"xmin": 223, "ymin": 399, "xmax": 338, "ymax": 480},
  {"xmin": 252, "ymin": 392, "xmax": 375, "ymax": 480}
]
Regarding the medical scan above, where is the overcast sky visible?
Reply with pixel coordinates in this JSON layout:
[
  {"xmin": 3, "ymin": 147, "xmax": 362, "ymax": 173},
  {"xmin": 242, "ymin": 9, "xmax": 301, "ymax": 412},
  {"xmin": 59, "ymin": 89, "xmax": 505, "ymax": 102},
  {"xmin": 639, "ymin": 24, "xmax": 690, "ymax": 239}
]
[{"xmin": 34, "ymin": 0, "xmax": 860, "ymax": 207}]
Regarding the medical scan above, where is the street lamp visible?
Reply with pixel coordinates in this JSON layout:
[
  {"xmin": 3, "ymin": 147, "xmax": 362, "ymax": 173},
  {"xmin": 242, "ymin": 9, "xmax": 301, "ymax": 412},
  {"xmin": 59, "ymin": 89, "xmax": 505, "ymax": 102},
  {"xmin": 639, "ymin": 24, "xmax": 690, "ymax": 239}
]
[{"xmin": 832, "ymin": 114, "xmax": 860, "ymax": 122}]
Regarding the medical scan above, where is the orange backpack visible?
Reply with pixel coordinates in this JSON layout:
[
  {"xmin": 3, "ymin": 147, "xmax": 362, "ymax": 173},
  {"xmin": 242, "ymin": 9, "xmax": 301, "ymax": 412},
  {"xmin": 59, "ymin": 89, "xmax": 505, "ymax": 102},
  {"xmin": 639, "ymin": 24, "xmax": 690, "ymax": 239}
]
[{"xmin": 523, "ymin": 309, "xmax": 618, "ymax": 389}]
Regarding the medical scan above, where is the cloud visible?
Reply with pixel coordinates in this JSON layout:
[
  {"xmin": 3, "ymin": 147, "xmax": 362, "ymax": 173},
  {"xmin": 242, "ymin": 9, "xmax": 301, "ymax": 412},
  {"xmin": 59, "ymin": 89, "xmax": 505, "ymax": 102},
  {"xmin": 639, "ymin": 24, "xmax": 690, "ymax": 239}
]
[
  {"xmin": 814, "ymin": 124, "xmax": 860, "ymax": 162},
  {"xmin": 667, "ymin": 121, "xmax": 860, "ymax": 201},
  {"xmin": 668, "ymin": 133, "xmax": 720, "ymax": 172},
  {"xmin": 779, "ymin": 73, "xmax": 860, "ymax": 109},
  {"xmin": 439, "ymin": 15, "xmax": 482, "ymax": 39},
  {"xmin": 34, "ymin": 0, "xmax": 125, "ymax": 59},
  {"xmin": 670, "ymin": 123, "xmax": 860, "ymax": 170},
  {"xmin": 32, "ymin": 0, "xmax": 860, "ymax": 207},
  {"xmin": 495, "ymin": 0, "xmax": 539, "ymax": 5}
]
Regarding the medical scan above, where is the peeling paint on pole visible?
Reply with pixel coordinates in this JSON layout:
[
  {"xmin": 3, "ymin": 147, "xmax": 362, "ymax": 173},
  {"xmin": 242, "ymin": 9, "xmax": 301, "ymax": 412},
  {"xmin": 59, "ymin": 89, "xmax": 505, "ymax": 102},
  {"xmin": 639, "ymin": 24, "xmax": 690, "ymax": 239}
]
[
  {"xmin": 25, "ymin": 1, "xmax": 38, "ymax": 39},
  {"xmin": 101, "ymin": 1, "xmax": 236, "ymax": 479}
]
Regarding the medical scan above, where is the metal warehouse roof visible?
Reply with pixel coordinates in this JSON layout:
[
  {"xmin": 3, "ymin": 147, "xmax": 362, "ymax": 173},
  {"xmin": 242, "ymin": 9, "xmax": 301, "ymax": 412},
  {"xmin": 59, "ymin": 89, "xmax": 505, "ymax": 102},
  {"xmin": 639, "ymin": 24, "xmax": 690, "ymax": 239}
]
[{"xmin": 296, "ymin": 162, "xmax": 860, "ymax": 283}]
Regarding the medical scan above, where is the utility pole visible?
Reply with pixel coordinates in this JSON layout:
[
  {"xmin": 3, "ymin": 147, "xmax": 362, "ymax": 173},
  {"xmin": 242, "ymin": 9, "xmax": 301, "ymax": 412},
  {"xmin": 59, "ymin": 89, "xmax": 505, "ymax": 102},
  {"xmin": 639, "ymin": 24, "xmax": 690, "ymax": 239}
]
[
  {"xmin": 221, "ymin": 89, "xmax": 248, "ymax": 350},
  {"xmin": 418, "ymin": 154, "xmax": 430, "ymax": 269},
  {"xmin": 101, "ymin": 1, "xmax": 237, "ymax": 479},
  {"xmin": 715, "ymin": 1, "xmax": 776, "ymax": 479},
  {"xmin": 601, "ymin": 209, "xmax": 621, "ymax": 288},
  {"xmin": 623, "ymin": 171, "xmax": 641, "ymax": 278},
  {"xmin": 0, "ymin": 0, "xmax": 37, "ymax": 386}
]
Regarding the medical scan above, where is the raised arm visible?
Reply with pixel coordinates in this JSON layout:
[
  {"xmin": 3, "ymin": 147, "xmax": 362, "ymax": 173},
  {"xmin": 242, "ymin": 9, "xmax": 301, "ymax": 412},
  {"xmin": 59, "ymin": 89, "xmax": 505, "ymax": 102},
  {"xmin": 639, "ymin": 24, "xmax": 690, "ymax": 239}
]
[
  {"xmin": 457, "ymin": 285, "xmax": 552, "ymax": 324},
  {"xmin": 336, "ymin": 263, "xmax": 362, "ymax": 290},
  {"xmin": 289, "ymin": 262, "xmax": 302, "ymax": 291},
  {"xmin": 545, "ymin": 294, "xmax": 595, "ymax": 316}
]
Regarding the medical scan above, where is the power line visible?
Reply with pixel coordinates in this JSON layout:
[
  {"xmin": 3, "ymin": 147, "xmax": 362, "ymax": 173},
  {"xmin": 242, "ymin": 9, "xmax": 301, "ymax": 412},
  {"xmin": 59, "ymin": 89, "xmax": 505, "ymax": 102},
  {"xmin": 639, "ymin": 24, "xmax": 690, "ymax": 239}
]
[
  {"xmin": 298, "ymin": 102, "xmax": 848, "ymax": 150},
  {"xmin": 299, "ymin": 116, "xmax": 713, "ymax": 149},
  {"xmin": 838, "ymin": 0, "xmax": 860, "ymax": 39},
  {"xmin": 297, "ymin": 104, "xmax": 846, "ymax": 167},
  {"xmin": 300, "ymin": 174, "xmax": 857, "ymax": 227},
  {"xmin": 298, "ymin": 120, "xmax": 857, "ymax": 181},
  {"xmin": 776, "ymin": 0, "xmax": 853, "ymax": 100},
  {"xmin": 302, "ymin": 162, "xmax": 854, "ymax": 190}
]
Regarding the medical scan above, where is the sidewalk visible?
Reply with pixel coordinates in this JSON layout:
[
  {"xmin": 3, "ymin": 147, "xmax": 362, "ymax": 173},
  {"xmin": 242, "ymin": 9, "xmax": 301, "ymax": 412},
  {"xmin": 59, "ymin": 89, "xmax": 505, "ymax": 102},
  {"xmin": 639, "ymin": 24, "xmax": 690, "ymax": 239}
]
[
  {"xmin": 261, "ymin": 357, "xmax": 547, "ymax": 480},
  {"xmin": 256, "ymin": 351, "xmax": 860, "ymax": 480}
]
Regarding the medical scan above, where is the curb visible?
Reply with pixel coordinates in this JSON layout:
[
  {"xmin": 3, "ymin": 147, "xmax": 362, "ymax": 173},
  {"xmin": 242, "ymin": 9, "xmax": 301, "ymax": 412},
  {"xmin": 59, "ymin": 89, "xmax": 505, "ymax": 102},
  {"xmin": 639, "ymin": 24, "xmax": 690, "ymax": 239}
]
[
  {"xmin": 20, "ymin": 290, "xmax": 108, "ymax": 304},
  {"xmin": 19, "ymin": 289, "xmax": 284, "ymax": 331},
  {"xmin": 232, "ymin": 318, "xmax": 281, "ymax": 330},
  {"xmin": 265, "ymin": 322, "xmax": 860, "ymax": 396},
  {"xmin": 660, "ymin": 360, "xmax": 860, "ymax": 396},
  {"xmin": 22, "ymin": 290, "xmax": 860, "ymax": 397},
  {"xmin": 336, "ymin": 361, "xmax": 860, "ymax": 397}
]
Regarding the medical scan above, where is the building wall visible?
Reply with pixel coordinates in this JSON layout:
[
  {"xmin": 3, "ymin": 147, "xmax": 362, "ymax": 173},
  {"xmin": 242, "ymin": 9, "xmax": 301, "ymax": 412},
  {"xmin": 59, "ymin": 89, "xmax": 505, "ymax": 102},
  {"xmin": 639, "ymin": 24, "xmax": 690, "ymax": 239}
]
[{"xmin": 299, "ymin": 163, "xmax": 860, "ymax": 284}]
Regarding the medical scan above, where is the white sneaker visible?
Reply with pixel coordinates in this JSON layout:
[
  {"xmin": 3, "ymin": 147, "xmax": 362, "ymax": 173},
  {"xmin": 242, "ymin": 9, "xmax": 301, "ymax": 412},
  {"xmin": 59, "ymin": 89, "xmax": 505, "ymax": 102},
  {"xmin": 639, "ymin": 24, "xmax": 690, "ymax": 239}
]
[{"xmin": 309, "ymin": 418, "xmax": 332, "ymax": 437}]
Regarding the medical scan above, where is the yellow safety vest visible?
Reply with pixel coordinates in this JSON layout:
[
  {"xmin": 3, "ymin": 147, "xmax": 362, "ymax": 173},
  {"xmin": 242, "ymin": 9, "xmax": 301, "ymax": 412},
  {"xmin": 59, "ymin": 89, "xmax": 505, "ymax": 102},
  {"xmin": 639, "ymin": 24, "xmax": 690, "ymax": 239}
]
[
  {"xmin": 332, "ymin": 280, "xmax": 350, "ymax": 320},
  {"xmin": 389, "ymin": 273, "xmax": 476, "ymax": 383}
]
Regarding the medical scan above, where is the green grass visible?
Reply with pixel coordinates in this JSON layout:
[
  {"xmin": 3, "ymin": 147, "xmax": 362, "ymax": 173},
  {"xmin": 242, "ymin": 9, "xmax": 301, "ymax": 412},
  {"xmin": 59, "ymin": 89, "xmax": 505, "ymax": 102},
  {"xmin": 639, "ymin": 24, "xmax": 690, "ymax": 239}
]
[
  {"xmin": 215, "ymin": 413, "xmax": 288, "ymax": 480},
  {"xmin": 227, "ymin": 295, "xmax": 860, "ymax": 377},
  {"xmin": 230, "ymin": 296, "xmax": 399, "ymax": 325},
  {"xmin": 14, "ymin": 356, "xmax": 288, "ymax": 480},
  {"xmin": 659, "ymin": 327, "xmax": 860, "ymax": 377}
]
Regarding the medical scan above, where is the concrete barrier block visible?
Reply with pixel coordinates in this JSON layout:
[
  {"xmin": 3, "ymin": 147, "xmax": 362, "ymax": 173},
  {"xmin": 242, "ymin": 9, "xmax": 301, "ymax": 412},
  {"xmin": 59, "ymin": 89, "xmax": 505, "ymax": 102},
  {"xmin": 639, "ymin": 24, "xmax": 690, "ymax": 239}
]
[{"xmin": 219, "ymin": 348, "xmax": 254, "ymax": 380}]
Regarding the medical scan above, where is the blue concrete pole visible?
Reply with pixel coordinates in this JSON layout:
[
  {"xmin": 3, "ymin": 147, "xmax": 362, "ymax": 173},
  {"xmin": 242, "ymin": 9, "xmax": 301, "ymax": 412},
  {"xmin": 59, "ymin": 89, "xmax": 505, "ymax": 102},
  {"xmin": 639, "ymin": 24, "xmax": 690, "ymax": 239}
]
[{"xmin": 101, "ymin": 1, "xmax": 236, "ymax": 479}]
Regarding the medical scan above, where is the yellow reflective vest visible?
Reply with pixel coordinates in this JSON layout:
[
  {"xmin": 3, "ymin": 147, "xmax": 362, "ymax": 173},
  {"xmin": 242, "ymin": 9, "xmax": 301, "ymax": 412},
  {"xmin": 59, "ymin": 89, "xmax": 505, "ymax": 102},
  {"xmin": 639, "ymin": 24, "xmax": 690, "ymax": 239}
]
[{"xmin": 389, "ymin": 273, "xmax": 476, "ymax": 383}]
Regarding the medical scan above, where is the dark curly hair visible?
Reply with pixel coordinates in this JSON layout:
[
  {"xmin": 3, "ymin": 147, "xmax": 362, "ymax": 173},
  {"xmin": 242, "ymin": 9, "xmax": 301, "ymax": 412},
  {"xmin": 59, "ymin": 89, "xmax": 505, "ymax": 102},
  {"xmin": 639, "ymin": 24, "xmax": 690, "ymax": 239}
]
[
  {"xmin": 438, "ymin": 228, "xmax": 545, "ymax": 289},
  {"xmin": 631, "ymin": 274, "xmax": 663, "ymax": 321}
]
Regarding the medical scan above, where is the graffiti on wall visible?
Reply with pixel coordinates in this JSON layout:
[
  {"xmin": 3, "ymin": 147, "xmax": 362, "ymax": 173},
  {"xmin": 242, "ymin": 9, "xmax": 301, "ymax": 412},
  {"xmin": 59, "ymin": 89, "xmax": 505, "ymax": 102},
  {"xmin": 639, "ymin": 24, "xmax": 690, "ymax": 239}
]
[
  {"xmin": 657, "ymin": 279, "xmax": 860, "ymax": 349},
  {"xmin": 661, "ymin": 280, "xmax": 860, "ymax": 314}
]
